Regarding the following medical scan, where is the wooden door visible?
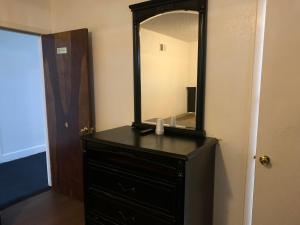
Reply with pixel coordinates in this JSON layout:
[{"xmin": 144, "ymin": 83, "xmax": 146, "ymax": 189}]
[
  {"xmin": 252, "ymin": 1, "xmax": 300, "ymax": 224},
  {"xmin": 42, "ymin": 29, "xmax": 93, "ymax": 200}
]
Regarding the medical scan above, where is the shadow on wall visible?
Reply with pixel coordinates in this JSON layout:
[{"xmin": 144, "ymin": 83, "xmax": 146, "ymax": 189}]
[
  {"xmin": 88, "ymin": 31, "xmax": 96, "ymax": 129},
  {"xmin": 213, "ymin": 144, "xmax": 232, "ymax": 225}
]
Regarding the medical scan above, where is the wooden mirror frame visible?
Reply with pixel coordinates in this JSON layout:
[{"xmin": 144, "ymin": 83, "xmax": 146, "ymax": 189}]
[{"xmin": 129, "ymin": 0, "xmax": 208, "ymax": 137}]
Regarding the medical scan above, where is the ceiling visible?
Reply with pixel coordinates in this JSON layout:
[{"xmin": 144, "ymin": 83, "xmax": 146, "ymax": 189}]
[{"xmin": 141, "ymin": 11, "xmax": 199, "ymax": 42}]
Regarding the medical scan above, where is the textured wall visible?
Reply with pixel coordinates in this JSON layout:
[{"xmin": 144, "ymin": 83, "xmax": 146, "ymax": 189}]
[{"xmin": 0, "ymin": 0, "xmax": 51, "ymax": 33}]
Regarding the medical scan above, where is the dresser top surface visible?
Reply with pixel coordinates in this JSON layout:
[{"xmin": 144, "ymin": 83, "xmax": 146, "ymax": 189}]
[{"xmin": 83, "ymin": 126, "xmax": 217, "ymax": 159}]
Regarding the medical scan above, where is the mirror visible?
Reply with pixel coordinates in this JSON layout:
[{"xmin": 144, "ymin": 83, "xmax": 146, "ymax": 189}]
[
  {"xmin": 130, "ymin": 0, "xmax": 207, "ymax": 137},
  {"xmin": 140, "ymin": 11, "xmax": 199, "ymax": 129}
]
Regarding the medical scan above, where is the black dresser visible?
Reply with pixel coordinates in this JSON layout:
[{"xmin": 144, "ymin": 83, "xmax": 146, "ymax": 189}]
[{"xmin": 82, "ymin": 126, "xmax": 217, "ymax": 225}]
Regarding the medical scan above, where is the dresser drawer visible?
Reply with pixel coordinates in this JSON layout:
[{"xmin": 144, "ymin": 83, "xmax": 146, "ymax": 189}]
[
  {"xmin": 87, "ymin": 162, "xmax": 178, "ymax": 214},
  {"xmin": 85, "ymin": 142, "xmax": 185, "ymax": 182},
  {"xmin": 86, "ymin": 189, "xmax": 175, "ymax": 225}
]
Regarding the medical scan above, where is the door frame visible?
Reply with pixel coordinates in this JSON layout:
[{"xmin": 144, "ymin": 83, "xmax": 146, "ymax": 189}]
[
  {"xmin": 39, "ymin": 37, "xmax": 52, "ymax": 186},
  {"xmin": 0, "ymin": 26, "xmax": 52, "ymax": 186},
  {"xmin": 244, "ymin": 0, "xmax": 267, "ymax": 224}
]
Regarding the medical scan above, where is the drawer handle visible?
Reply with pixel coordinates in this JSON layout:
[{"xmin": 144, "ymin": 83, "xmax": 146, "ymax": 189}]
[
  {"xmin": 115, "ymin": 151, "xmax": 137, "ymax": 158},
  {"xmin": 117, "ymin": 182, "xmax": 136, "ymax": 193},
  {"xmin": 118, "ymin": 210, "xmax": 135, "ymax": 224}
]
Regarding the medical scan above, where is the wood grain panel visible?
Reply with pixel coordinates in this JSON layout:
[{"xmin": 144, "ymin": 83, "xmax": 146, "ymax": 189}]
[{"xmin": 42, "ymin": 29, "xmax": 93, "ymax": 200}]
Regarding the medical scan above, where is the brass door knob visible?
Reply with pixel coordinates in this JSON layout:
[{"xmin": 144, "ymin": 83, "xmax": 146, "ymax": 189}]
[
  {"xmin": 259, "ymin": 155, "xmax": 271, "ymax": 166},
  {"xmin": 80, "ymin": 127, "xmax": 89, "ymax": 134},
  {"xmin": 80, "ymin": 126, "xmax": 94, "ymax": 135}
]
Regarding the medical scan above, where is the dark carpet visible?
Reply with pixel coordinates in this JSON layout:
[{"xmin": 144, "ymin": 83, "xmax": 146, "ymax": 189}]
[{"xmin": 0, "ymin": 152, "xmax": 48, "ymax": 209}]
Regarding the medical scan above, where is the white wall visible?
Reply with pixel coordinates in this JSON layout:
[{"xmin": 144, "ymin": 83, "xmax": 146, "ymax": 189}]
[
  {"xmin": 205, "ymin": 1, "xmax": 257, "ymax": 224},
  {"xmin": 0, "ymin": 29, "xmax": 47, "ymax": 163},
  {"xmin": 140, "ymin": 28, "xmax": 191, "ymax": 121},
  {"xmin": 50, "ymin": 1, "xmax": 258, "ymax": 225},
  {"xmin": 0, "ymin": 0, "xmax": 51, "ymax": 33},
  {"xmin": 188, "ymin": 41, "xmax": 198, "ymax": 87}
]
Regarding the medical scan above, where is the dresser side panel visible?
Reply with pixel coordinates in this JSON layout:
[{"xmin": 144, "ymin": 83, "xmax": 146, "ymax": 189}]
[{"xmin": 184, "ymin": 143, "xmax": 216, "ymax": 225}]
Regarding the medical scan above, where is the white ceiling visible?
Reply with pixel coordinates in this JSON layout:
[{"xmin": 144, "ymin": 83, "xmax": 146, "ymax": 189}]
[{"xmin": 141, "ymin": 11, "xmax": 199, "ymax": 42}]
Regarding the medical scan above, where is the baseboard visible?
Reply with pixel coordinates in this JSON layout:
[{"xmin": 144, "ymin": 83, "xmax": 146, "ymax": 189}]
[{"xmin": 0, "ymin": 187, "xmax": 51, "ymax": 210}]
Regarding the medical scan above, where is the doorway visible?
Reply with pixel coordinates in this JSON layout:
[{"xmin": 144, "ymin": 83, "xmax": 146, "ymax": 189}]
[{"xmin": 0, "ymin": 28, "xmax": 51, "ymax": 208}]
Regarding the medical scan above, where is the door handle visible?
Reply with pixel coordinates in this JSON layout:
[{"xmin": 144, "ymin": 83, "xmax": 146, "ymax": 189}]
[
  {"xmin": 259, "ymin": 155, "xmax": 271, "ymax": 166},
  {"xmin": 117, "ymin": 182, "xmax": 136, "ymax": 193},
  {"xmin": 80, "ymin": 126, "xmax": 94, "ymax": 135},
  {"xmin": 80, "ymin": 127, "xmax": 88, "ymax": 134}
]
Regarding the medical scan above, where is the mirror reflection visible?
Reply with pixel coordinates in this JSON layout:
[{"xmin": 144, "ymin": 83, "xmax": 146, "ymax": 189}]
[{"xmin": 140, "ymin": 11, "xmax": 199, "ymax": 129}]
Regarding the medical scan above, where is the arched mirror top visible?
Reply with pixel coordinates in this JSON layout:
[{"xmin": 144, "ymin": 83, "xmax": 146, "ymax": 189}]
[
  {"xmin": 130, "ymin": 0, "xmax": 206, "ymax": 24},
  {"xmin": 140, "ymin": 10, "xmax": 199, "ymax": 41}
]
